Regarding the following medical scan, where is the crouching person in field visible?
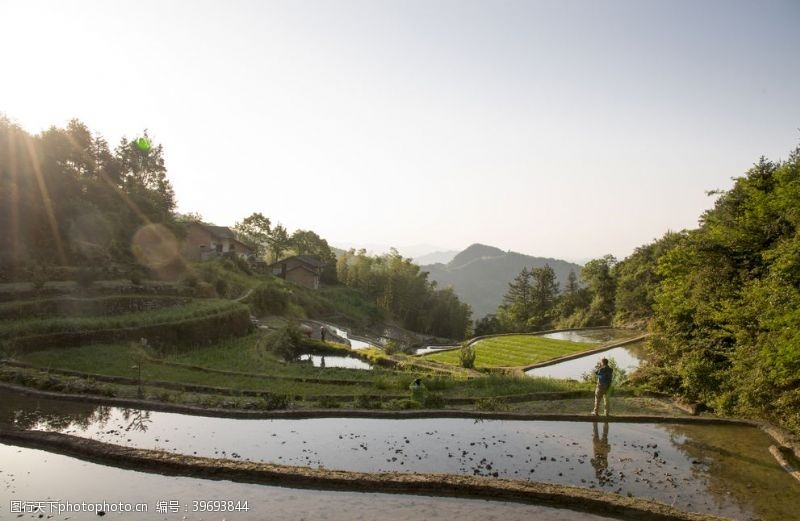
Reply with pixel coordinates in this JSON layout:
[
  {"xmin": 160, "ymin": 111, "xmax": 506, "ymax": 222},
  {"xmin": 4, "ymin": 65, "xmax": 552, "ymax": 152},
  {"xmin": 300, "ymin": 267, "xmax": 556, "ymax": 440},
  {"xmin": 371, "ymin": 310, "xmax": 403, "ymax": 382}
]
[{"xmin": 592, "ymin": 358, "xmax": 613, "ymax": 416}]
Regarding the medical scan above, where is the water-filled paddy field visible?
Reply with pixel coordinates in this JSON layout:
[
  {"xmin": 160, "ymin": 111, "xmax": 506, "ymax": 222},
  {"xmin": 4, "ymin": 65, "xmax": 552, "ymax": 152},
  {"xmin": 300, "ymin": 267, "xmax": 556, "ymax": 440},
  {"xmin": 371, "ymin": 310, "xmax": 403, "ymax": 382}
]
[
  {"xmin": 297, "ymin": 354, "xmax": 373, "ymax": 370},
  {"xmin": 0, "ymin": 442, "xmax": 615, "ymax": 521},
  {"xmin": 2, "ymin": 390, "xmax": 798, "ymax": 520},
  {"xmin": 526, "ymin": 343, "xmax": 646, "ymax": 380}
]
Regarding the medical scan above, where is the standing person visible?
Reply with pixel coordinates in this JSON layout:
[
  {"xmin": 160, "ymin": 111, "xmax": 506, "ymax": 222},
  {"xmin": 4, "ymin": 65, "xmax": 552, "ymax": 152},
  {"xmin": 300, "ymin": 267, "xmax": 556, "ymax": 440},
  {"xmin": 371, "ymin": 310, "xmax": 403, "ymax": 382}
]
[
  {"xmin": 592, "ymin": 358, "xmax": 613, "ymax": 416},
  {"xmin": 320, "ymin": 326, "xmax": 326, "ymax": 343}
]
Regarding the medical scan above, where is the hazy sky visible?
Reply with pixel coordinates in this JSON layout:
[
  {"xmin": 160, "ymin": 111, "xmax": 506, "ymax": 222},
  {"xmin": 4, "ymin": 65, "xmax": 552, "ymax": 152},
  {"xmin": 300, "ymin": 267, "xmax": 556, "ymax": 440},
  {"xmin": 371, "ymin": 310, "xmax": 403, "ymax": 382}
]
[{"xmin": 2, "ymin": 0, "xmax": 799, "ymax": 261}]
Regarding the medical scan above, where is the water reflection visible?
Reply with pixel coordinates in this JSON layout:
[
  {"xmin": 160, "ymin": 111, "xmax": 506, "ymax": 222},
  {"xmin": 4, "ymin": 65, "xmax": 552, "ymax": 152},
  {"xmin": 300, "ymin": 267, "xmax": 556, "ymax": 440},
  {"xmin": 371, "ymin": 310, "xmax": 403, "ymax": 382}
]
[
  {"xmin": 540, "ymin": 329, "xmax": 636, "ymax": 344},
  {"xmin": 297, "ymin": 354, "xmax": 372, "ymax": 370},
  {"xmin": 121, "ymin": 408, "xmax": 152, "ymax": 433},
  {"xmin": 591, "ymin": 422, "xmax": 611, "ymax": 485},
  {"xmin": 0, "ymin": 443, "xmax": 615, "ymax": 521},
  {"xmin": 526, "ymin": 343, "xmax": 644, "ymax": 380},
  {"xmin": 2, "ymin": 389, "xmax": 800, "ymax": 520}
]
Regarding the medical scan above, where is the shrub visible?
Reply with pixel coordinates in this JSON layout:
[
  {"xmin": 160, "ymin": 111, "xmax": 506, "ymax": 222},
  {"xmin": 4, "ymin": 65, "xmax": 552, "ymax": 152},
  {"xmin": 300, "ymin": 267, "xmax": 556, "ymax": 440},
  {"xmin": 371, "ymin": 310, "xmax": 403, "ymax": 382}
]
[
  {"xmin": 229, "ymin": 255, "xmax": 252, "ymax": 275},
  {"xmin": 249, "ymin": 282, "xmax": 290, "ymax": 315},
  {"xmin": 214, "ymin": 278, "xmax": 228, "ymax": 297},
  {"xmin": 354, "ymin": 394, "xmax": 382, "ymax": 409},
  {"xmin": 182, "ymin": 274, "xmax": 199, "ymax": 287},
  {"xmin": 475, "ymin": 397, "xmax": 509, "ymax": 412},
  {"xmin": 384, "ymin": 339, "xmax": 402, "ymax": 355},
  {"xmin": 317, "ymin": 395, "xmax": 341, "ymax": 408},
  {"xmin": 264, "ymin": 324, "xmax": 302, "ymax": 361},
  {"xmin": 262, "ymin": 393, "xmax": 290, "ymax": 410},
  {"xmin": 460, "ymin": 343, "xmax": 476, "ymax": 369},
  {"xmin": 422, "ymin": 392, "xmax": 446, "ymax": 409},
  {"xmin": 384, "ymin": 398, "xmax": 422, "ymax": 410},
  {"xmin": 129, "ymin": 269, "xmax": 145, "ymax": 285}
]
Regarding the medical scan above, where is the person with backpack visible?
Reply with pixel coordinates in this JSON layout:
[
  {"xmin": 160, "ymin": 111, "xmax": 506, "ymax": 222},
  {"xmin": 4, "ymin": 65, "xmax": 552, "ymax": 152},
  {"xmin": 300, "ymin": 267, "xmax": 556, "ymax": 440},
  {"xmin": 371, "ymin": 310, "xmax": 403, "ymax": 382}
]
[{"xmin": 592, "ymin": 358, "xmax": 613, "ymax": 416}]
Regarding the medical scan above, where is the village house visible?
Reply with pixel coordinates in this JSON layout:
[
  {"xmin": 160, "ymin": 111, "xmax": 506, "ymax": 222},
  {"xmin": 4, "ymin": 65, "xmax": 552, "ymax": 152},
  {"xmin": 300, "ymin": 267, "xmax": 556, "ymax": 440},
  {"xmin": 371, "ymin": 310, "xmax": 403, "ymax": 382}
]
[
  {"xmin": 268, "ymin": 255, "xmax": 325, "ymax": 289},
  {"xmin": 182, "ymin": 222, "xmax": 252, "ymax": 261}
]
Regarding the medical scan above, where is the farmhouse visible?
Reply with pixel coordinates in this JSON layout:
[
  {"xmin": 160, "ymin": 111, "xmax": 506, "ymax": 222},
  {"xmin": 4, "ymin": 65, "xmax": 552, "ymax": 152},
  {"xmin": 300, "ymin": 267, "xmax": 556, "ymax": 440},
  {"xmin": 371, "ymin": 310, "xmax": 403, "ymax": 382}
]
[
  {"xmin": 269, "ymin": 255, "xmax": 325, "ymax": 289},
  {"xmin": 182, "ymin": 222, "xmax": 252, "ymax": 261}
]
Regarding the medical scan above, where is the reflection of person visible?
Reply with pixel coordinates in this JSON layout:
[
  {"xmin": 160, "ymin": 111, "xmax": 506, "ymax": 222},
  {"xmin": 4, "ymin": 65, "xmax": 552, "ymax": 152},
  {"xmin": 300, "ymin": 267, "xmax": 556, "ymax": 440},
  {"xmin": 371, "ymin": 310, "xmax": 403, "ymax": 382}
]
[
  {"xmin": 592, "ymin": 358, "xmax": 613, "ymax": 416},
  {"xmin": 591, "ymin": 421, "xmax": 610, "ymax": 484}
]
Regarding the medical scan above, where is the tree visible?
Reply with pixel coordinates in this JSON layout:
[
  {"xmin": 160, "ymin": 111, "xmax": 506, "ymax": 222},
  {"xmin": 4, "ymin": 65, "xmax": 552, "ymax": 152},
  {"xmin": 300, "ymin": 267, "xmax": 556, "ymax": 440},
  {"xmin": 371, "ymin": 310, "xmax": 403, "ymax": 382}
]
[
  {"xmin": 474, "ymin": 314, "xmax": 501, "ymax": 336},
  {"xmin": 0, "ymin": 118, "xmax": 177, "ymax": 270},
  {"xmin": 234, "ymin": 212, "xmax": 271, "ymax": 258},
  {"xmin": 267, "ymin": 223, "xmax": 291, "ymax": 263},
  {"xmin": 644, "ymin": 144, "xmax": 800, "ymax": 434},
  {"xmin": 581, "ymin": 255, "xmax": 617, "ymax": 326},
  {"xmin": 499, "ymin": 267, "xmax": 533, "ymax": 331},
  {"xmin": 290, "ymin": 229, "xmax": 337, "ymax": 283},
  {"xmin": 613, "ymin": 231, "xmax": 685, "ymax": 324},
  {"xmin": 528, "ymin": 264, "xmax": 560, "ymax": 329}
]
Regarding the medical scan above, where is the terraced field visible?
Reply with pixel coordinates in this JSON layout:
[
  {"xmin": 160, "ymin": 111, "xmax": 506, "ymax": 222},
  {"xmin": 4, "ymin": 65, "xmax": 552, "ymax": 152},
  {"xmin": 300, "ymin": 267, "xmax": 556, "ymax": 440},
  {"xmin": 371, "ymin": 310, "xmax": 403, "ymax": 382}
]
[{"xmin": 424, "ymin": 335, "xmax": 593, "ymax": 368}]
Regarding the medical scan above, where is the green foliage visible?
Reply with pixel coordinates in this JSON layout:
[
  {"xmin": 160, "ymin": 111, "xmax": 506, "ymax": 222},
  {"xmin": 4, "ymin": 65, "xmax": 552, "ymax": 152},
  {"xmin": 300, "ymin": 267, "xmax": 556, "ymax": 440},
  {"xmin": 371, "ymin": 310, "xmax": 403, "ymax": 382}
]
[
  {"xmin": 0, "ymin": 299, "xmax": 245, "ymax": 340},
  {"xmin": 422, "ymin": 392, "xmax": 446, "ymax": 409},
  {"xmin": 646, "ymin": 147, "xmax": 800, "ymax": 433},
  {"xmin": 427, "ymin": 334, "xmax": 591, "ymax": 368},
  {"xmin": 459, "ymin": 343, "xmax": 476, "ymax": 369},
  {"xmin": 0, "ymin": 118, "xmax": 176, "ymax": 271},
  {"xmin": 317, "ymin": 395, "xmax": 341, "ymax": 408},
  {"xmin": 336, "ymin": 248, "xmax": 472, "ymax": 339},
  {"xmin": 214, "ymin": 277, "xmax": 229, "ymax": 297},
  {"xmin": 354, "ymin": 394, "xmax": 383, "ymax": 409},
  {"xmin": 260, "ymin": 393, "xmax": 290, "ymax": 410},
  {"xmin": 475, "ymin": 397, "xmax": 509, "ymax": 411},
  {"xmin": 474, "ymin": 314, "xmax": 501, "ymax": 336},
  {"xmin": 182, "ymin": 274, "xmax": 199, "ymax": 287},
  {"xmin": 233, "ymin": 212, "xmax": 271, "ymax": 258},
  {"xmin": 497, "ymin": 264, "xmax": 560, "ymax": 331},
  {"xmin": 613, "ymin": 232, "xmax": 684, "ymax": 325},
  {"xmin": 263, "ymin": 324, "xmax": 303, "ymax": 362},
  {"xmin": 249, "ymin": 281, "xmax": 290, "ymax": 315},
  {"xmin": 290, "ymin": 229, "xmax": 338, "ymax": 283},
  {"xmin": 384, "ymin": 398, "xmax": 422, "ymax": 410},
  {"xmin": 383, "ymin": 339, "xmax": 402, "ymax": 355}
]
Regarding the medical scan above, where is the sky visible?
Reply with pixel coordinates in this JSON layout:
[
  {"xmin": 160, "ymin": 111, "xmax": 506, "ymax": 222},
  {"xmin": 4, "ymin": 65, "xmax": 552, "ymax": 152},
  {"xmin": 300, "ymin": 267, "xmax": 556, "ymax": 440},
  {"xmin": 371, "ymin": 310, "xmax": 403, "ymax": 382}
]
[{"xmin": 2, "ymin": 0, "xmax": 799, "ymax": 262}]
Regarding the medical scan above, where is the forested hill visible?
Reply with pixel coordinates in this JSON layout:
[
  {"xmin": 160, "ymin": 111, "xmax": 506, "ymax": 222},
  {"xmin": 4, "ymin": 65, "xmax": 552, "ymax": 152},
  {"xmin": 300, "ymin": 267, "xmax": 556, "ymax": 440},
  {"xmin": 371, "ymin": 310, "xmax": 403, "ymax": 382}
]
[{"xmin": 421, "ymin": 243, "xmax": 582, "ymax": 318}]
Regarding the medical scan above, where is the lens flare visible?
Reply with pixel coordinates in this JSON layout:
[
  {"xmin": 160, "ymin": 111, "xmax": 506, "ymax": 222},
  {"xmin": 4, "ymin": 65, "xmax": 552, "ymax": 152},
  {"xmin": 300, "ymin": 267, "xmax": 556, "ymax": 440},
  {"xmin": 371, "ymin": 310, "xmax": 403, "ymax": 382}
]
[{"xmin": 131, "ymin": 223, "xmax": 180, "ymax": 269}]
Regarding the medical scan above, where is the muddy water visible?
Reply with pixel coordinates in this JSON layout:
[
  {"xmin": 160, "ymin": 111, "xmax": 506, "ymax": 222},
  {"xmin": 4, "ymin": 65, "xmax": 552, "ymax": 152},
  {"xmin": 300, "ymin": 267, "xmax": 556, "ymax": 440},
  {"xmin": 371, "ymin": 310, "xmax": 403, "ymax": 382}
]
[
  {"xmin": 297, "ymin": 354, "xmax": 373, "ymax": 370},
  {"xmin": 0, "ymin": 443, "xmax": 614, "ymax": 521},
  {"xmin": 2, "ymin": 391, "xmax": 798, "ymax": 520},
  {"xmin": 525, "ymin": 343, "xmax": 645, "ymax": 380}
]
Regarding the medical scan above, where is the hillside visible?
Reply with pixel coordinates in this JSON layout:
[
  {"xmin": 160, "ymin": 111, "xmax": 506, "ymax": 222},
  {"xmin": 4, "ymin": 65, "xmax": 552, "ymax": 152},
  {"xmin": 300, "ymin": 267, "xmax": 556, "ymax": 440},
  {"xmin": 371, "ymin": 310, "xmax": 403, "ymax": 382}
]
[
  {"xmin": 413, "ymin": 250, "xmax": 459, "ymax": 265},
  {"xmin": 421, "ymin": 244, "xmax": 583, "ymax": 318}
]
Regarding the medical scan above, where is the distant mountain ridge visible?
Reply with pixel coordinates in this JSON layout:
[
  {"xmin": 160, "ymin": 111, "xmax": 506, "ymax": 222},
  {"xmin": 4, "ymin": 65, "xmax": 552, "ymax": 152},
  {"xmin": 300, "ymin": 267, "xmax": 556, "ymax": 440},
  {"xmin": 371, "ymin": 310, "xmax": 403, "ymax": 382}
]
[
  {"xmin": 413, "ymin": 250, "xmax": 459, "ymax": 265},
  {"xmin": 421, "ymin": 243, "xmax": 583, "ymax": 319}
]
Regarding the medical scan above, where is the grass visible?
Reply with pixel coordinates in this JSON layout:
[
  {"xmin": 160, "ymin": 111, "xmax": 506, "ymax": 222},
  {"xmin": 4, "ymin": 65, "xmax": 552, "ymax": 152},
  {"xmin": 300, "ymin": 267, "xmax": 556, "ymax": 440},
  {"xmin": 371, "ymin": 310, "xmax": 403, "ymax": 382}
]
[
  {"xmin": 12, "ymin": 333, "xmax": 588, "ymax": 403},
  {"xmin": 424, "ymin": 335, "xmax": 594, "ymax": 368},
  {"xmin": 0, "ymin": 299, "xmax": 245, "ymax": 339},
  {"xmin": 192, "ymin": 259, "xmax": 383, "ymax": 326},
  {"xmin": 165, "ymin": 334, "xmax": 380, "ymax": 381},
  {"xmin": 16, "ymin": 342, "xmax": 388, "ymax": 398}
]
